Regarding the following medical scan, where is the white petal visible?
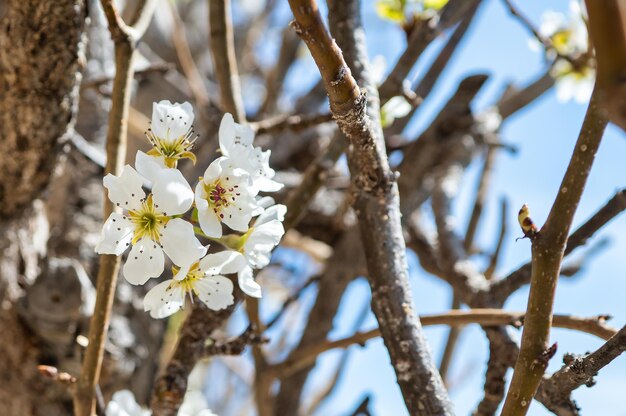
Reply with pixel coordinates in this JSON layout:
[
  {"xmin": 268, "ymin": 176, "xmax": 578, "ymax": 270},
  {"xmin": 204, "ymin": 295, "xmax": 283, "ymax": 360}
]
[
  {"xmin": 123, "ymin": 238, "xmax": 165, "ymax": 285},
  {"xmin": 106, "ymin": 390, "xmax": 149, "ymax": 416},
  {"xmin": 202, "ymin": 157, "xmax": 225, "ymax": 180},
  {"xmin": 199, "ymin": 251, "xmax": 247, "ymax": 275},
  {"xmin": 238, "ymin": 266, "xmax": 262, "ymax": 298},
  {"xmin": 95, "ymin": 213, "xmax": 133, "ymax": 256},
  {"xmin": 135, "ymin": 150, "xmax": 166, "ymax": 186},
  {"xmin": 152, "ymin": 168, "xmax": 194, "ymax": 216},
  {"xmin": 143, "ymin": 280, "xmax": 185, "ymax": 319},
  {"xmin": 253, "ymin": 176, "xmax": 284, "ymax": 193},
  {"xmin": 219, "ymin": 113, "xmax": 254, "ymax": 157},
  {"xmin": 222, "ymin": 204, "xmax": 253, "ymax": 232},
  {"xmin": 194, "ymin": 275, "xmax": 234, "ymax": 310},
  {"xmin": 151, "ymin": 100, "xmax": 194, "ymax": 142},
  {"xmin": 256, "ymin": 204, "xmax": 287, "ymax": 226},
  {"xmin": 198, "ymin": 206, "xmax": 222, "ymax": 238},
  {"xmin": 103, "ymin": 165, "xmax": 145, "ymax": 212},
  {"xmin": 161, "ymin": 218, "xmax": 207, "ymax": 266}
]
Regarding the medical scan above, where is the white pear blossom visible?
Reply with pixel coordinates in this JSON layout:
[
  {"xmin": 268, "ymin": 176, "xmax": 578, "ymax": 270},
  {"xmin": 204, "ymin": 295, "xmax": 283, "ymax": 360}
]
[
  {"xmin": 381, "ymin": 95, "xmax": 412, "ymax": 127},
  {"xmin": 143, "ymin": 251, "xmax": 245, "ymax": 318},
  {"xmin": 225, "ymin": 204, "xmax": 287, "ymax": 298},
  {"xmin": 105, "ymin": 390, "xmax": 150, "ymax": 416},
  {"xmin": 95, "ymin": 155, "xmax": 206, "ymax": 285},
  {"xmin": 218, "ymin": 113, "xmax": 283, "ymax": 193},
  {"xmin": 105, "ymin": 389, "xmax": 217, "ymax": 416},
  {"xmin": 531, "ymin": 1, "xmax": 594, "ymax": 103},
  {"xmin": 195, "ymin": 157, "xmax": 260, "ymax": 238},
  {"xmin": 145, "ymin": 100, "xmax": 197, "ymax": 167}
]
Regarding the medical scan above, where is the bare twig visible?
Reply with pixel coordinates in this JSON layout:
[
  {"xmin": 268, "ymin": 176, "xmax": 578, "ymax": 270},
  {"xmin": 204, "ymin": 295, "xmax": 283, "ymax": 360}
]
[
  {"xmin": 80, "ymin": 63, "xmax": 172, "ymax": 91},
  {"xmin": 491, "ymin": 188, "xmax": 626, "ymax": 302},
  {"xmin": 202, "ymin": 329, "xmax": 267, "ymax": 356},
  {"xmin": 265, "ymin": 275, "xmax": 319, "ymax": 330},
  {"xmin": 74, "ymin": 2, "xmax": 156, "ymax": 415},
  {"xmin": 209, "ymin": 0, "xmax": 245, "ymax": 122},
  {"xmin": 251, "ymin": 112, "xmax": 333, "ymax": 136},
  {"xmin": 536, "ymin": 325, "xmax": 626, "ymax": 415},
  {"xmin": 484, "ymin": 198, "xmax": 509, "ymax": 279},
  {"xmin": 501, "ymin": 88, "xmax": 608, "ymax": 416},
  {"xmin": 387, "ymin": 1, "xmax": 481, "ymax": 135},
  {"xmin": 259, "ymin": 27, "xmax": 301, "ymax": 115},
  {"xmin": 497, "ymin": 71, "xmax": 554, "ymax": 120},
  {"xmin": 169, "ymin": 2, "xmax": 210, "ymax": 108}
]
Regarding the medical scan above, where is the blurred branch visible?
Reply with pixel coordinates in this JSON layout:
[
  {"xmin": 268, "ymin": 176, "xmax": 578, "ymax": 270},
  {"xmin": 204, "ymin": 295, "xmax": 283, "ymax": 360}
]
[
  {"xmin": 497, "ymin": 71, "xmax": 554, "ymax": 120},
  {"xmin": 169, "ymin": 2, "xmax": 210, "ymax": 108},
  {"xmin": 246, "ymin": 298, "xmax": 273, "ymax": 416},
  {"xmin": 265, "ymin": 275, "xmax": 319, "ymax": 330},
  {"xmin": 259, "ymin": 27, "xmax": 301, "ymax": 115},
  {"xmin": 74, "ymin": 1, "xmax": 156, "ymax": 415},
  {"xmin": 536, "ymin": 325, "xmax": 626, "ymax": 415},
  {"xmin": 387, "ymin": 1, "xmax": 481, "ymax": 135},
  {"xmin": 251, "ymin": 112, "xmax": 333, "ymax": 136},
  {"xmin": 209, "ymin": 0, "xmax": 245, "ymax": 121},
  {"xmin": 502, "ymin": 88, "xmax": 608, "ymax": 416},
  {"xmin": 484, "ymin": 197, "xmax": 509, "ymax": 279},
  {"xmin": 270, "ymin": 310, "xmax": 616, "ymax": 378},
  {"xmin": 378, "ymin": 0, "xmax": 481, "ymax": 102},
  {"xmin": 80, "ymin": 63, "xmax": 172, "ymax": 91},
  {"xmin": 283, "ymin": 130, "xmax": 346, "ymax": 231}
]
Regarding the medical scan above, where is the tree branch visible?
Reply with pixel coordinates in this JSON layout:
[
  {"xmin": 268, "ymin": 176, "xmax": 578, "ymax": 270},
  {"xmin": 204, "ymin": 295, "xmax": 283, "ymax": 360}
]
[
  {"xmin": 536, "ymin": 325, "xmax": 626, "ymax": 416},
  {"xmin": 501, "ymin": 88, "xmax": 608, "ymax": 415},
  {"xmin": 288, "ymin": 0, "xmax": 454, "ymax": 413},
  {"xmin": 209, "ymin": 0, "xmax": 246, "ymax": 122},
  {"xmin": 74, "ymin": 2, "xmax": 156, "ymax": 415},
  {"xmin": 491, "ymin": 188, "xmax": 626, "ymax": 301}
]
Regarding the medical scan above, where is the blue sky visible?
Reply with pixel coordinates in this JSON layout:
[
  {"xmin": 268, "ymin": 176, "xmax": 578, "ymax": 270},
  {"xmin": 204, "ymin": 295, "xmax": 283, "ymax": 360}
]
[{"xmin": 217, "ymin": 1, "xmax": 626, "ymax": 414}]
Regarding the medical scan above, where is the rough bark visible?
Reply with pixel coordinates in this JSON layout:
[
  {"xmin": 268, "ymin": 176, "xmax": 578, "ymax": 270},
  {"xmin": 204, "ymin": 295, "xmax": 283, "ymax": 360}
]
[
  {"xmin": 0, "ymin": 0, "xmax": 87, "ymax": 217},
  {"xmin": 0, "ymin": 1, "xmax": 88, "ymax": 414}
]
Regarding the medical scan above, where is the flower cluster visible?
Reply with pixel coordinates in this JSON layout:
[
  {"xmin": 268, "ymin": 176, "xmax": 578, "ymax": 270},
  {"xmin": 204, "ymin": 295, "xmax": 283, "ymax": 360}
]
[
  {"xmin": 531, "ymin": 0, "xmax": 594, "ymax": 103},
  {"xmin": 96, "ymin": 101, "xmax": 285, "ymax": 319}
]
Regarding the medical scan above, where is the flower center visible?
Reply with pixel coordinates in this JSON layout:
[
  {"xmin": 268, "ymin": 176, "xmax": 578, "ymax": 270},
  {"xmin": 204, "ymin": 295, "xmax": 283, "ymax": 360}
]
[
  {"xmin": 146, "ymin": 130, "xmax": 197, "ymax": 168},
  {"xmin": 203, "ymin": 179, "xmax": 240, "ymax": 218},
  {"xmin": 169, "ymin": 263, "xmax": 203, "ymax": 297},
  {"xmin": 128, "ymin": 194, "xmax": 169, "ymax": 243}
]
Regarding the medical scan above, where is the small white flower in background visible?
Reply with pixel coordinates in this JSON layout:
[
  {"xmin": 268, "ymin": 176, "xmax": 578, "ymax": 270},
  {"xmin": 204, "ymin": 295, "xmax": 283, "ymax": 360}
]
[
  {"xmin": 143, "ymin": 251, "xmax": 244, "ymax": 318},
  {"xmin": 145, "ymin": 100, "xmax": 197, "ymax": 167},
  {"xmin": 531, "ymin": 0, "xmax": 594, "ymax": 104},
  {"xmin": 179, "ymin": 391, "xmax": 218, "ymax": 416},
  {"xmin": 195, "ymin": 157, "xmax": 260, "ymax": 238},
  {"xmin": 105, "ymin": 389, "xmax": 217, "ymax": 416},
  {"xmin": 105, "ymin": 390, "xmax": 150, "ymax": 416},
  {"xmin": 219, "ymin": 114, "xmax": 283, "ymax": 193},
  {"xmin": 381, "ymin": 95, "xmax": 413, "ymax": 128},
  {"xmin": 95, "ymin": 153, "xmax": 206, "ymax": 285}
]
